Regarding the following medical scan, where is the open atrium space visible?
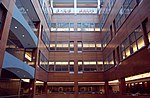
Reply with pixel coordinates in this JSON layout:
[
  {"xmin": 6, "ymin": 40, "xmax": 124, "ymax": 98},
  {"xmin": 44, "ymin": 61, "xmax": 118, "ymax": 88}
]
[{"xmin": 0, "ymin": 0, "xmax": 150, "ymax": 98}]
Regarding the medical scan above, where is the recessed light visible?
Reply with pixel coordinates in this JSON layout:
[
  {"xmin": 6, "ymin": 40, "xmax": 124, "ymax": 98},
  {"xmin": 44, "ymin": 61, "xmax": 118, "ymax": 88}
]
[
  {"xmin": 22, "ymin": 34, "xmax": 25, "ymax": 37},
  {"xmin": 26, "ymin": 9, "xmax": 29, "ymax": 11},
  {"xmin": 15, "ymin": 26, "xmax": 18, "ymax": 29}
]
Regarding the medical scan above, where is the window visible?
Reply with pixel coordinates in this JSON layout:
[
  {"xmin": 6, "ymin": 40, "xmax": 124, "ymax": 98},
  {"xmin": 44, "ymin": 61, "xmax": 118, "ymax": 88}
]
[
  {"xmin": 39, "ymin": 0, "xmax": 51, "ymax": 28},
  {"xmin": 50, "ymin": 41, "xmax": 55, "ymax": 51},
  {"xmin": 120, "ymin": 26, "xmax": 145, "ymax": 60},
  {"xmin": 77, "ymin": 23, "xmax": 82, "ymax": 31},
  {"xmin": 24, "ymin": 49, "xmax": 35, "ymax": 67},
  {"xmin": 96, "ymin": 41, "xmax": 102, "ymax": 51},
  {"xmin": 115, "ymin": 0, "xmax": 137, "ymax": 31},
  {"xmin": 143, "ymin": 19, "xmax": 150, "ymax": 43},
  {"xmin": 0, "ymin": 4, "xmax": 7, "ymax": 39},
  {"xmin": 78, "ymin": 41, "xmax": 82, "ymax": 52},
  {"xmin": 55, "ymin": 61, "xmax": 69, "ymax": 72},
  {"xmin": 69, "ymin": 41, "xmax": 74, "ymax": 52},
  {"xmin": 69, "ymin": 61, "xmax": 74, "ymax": 72},
  {"xmin": 109, "ymin": 0, "xmax": 116, "ymax": 7},
  {"xmin": 100, "ymin": 2, "xmax": 113, "ymax": 29},
  {"xmin": 78, "ymin": 61, "xmax": 83, "ymax": 72},
  {"xmin": 104, "ymin": 53, "xmax": 114, "ymax": 71},
  {"xmin": 57, "ymin": 23, "xmax": 69, "ymax": 31},
  {"xmin": 56, "ymin": 41, "xmax": 69, "ymax": 51},
  {"xmin": 70, "ymin": 23, "xmax": 74, "ymax": 31},
  {"xmin": 83, "ymin": 41, "xmax": 96, "ymax": 51},
  {"xmin": 95, "ymin": 23, "xmax": 101, "ymax": 31},
  {"xmin": 49, "ymin": 61, "xmax": 55, "ymax": 72},
  {"xmin": 97, "ymin": 61, "xmax": 104, "ymax": 71},
  {"xmin": 39, "ymin": 52, "xmax": 49, "ymax": 71},
  {"xmin": 102, "ymin": 31, "xmax": 111, "ymax": 49},
  {"xmin": 41, "ymin": 30, "xmax": 50, "ymax": 51},
  {"xmin": 83, "ymin": 61, "xmax": 97, "ymax": 72},
  {"xmin": 51, "ymin": 23, "xmax": 57, "ymax": 31}
]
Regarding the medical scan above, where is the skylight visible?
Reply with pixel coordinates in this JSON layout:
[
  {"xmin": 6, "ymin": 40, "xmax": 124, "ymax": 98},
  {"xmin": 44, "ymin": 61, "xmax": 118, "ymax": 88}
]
[{"xmin": 49, "ymin": 0, "xmax": 103, "ymax": 14}]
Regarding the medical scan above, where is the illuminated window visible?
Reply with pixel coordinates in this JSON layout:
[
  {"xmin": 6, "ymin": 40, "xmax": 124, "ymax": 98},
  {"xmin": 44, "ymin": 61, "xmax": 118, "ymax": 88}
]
[
  {"xmin": 104, "ymin": 53, "xmax": 114, "ymax": 71},
  {"xmin": 83, "ymin": 61, "xmax": 97, "ymax": 72},
  {"xmin": 50, "ymin": 41, "xmax": 55, "ymax": 51},
  {"xmin": 49, "ymin": 61, "xmax": 54, "ymax": 72},
  {"xmin": 120, "ymin": 26, "xmax": 145, "ymax": 60},
  {"xmin": 148, "ymin": 32, "xmax": 150, "ymax": 42},
  {"xmin": 96, "ymin": 42, "xmax": 102, "ymax": 51},
  {"xmin": 95, "ymin": 23, "xmax": 101, "ymax": 31},
  {"xmin": 97, "ymin": 61, "xmax": 103, "ymax": 65},
  {"xmin": 41, "ymin": 30, "xmax": 50, "ymax": 51},
  {"xmin": 97, "ymin": 61, "xmax": 104, "ymax": 71},
  {"xmin": 69, "ymin": 61, "xmax": 74, "ymax": 72},
  {"xmin": 83, "ymin": 41, "xmax": 96, "ymax": 51},
  {"xmin": 51, "ymin": 23, "xmax": 57, "ymax": 31},
  {"xmin": 125, "ymin": 47, "xmax": 130, "ymax": 57},
  {"xmin": 57, "ymin": 23, "xmax": 69, "ymax": 31},
  {"xmin": 56, "ymin": 41, "xmax": 69, "ymax": 51},
  {"xmin": 25, "ymin": 51, "xmax": 32, "ymax": 61},
  {"xmin": 70, "ymin": 23, "xmax": 74, "ymax": 31},
  {"xmin": 39, "ymin": 52, "xmax": 49, "ymax": 71},
  {"xmin": 137, "ymin": 37, "xmax": 145, "ymax": 49},
  {"xmin": 78, "ymin": 61, "xmax": 83, "ymax": 72},
  {"xmin": 77, "ymin": 23, "xmax": 82, "ymax": 31},
  {"xmin": 70, "ymin": 41, "xmax": 74, "ymax": 52},
  {"xmin": 83, "ymin": 61, "xmax": 96, "ymax": 65},
  {"xmin": 78, "ymin": 41, "xmax": 82, "ymax": 52},
  {"xmin": 24, "ymin": 49, "xmax": 35, "ymax": 66},
  {"xmin": 55, "ymin": 61, "xmax": 69, "ymax": 71}
]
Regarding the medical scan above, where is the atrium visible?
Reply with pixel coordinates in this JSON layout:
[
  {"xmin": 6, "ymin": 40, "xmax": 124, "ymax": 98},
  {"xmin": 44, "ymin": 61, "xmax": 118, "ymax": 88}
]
[{"xmin": 0, "ymin": 0, "xmax": 150, "ymax": 98}]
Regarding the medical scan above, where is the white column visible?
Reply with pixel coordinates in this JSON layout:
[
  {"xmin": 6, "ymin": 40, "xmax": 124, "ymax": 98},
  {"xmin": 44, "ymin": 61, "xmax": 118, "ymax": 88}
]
[
  {"xmin": 51, "ymin": 0, "xmax": 53, "ymax": 8},
  {"xmin": 98, "ymin": 0, "xmax": 100, "ymax": 9},
  {"xmin": 74, "ymin": 0, "xmax": 77, "ymax": 15}
]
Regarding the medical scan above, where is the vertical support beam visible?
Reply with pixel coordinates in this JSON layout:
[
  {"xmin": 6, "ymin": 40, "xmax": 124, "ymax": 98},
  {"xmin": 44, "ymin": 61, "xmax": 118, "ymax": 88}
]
[
  {"xmin": 44, "ymin": 82, "xmax": 48, "ymax": 94},
  {"xmin": 104, "ymin": 81, "xmax": 109, "ymax": 98},
  {"xmin": 74, "ymin": 81, "xmax": 78, "ymax": 98},
  {"xmin": 115, "ymin": 47, "xmax": 120, "ymax": 65},
  {"xmin": 141, "ymin": 18, "xmax": 149, "ymax": 46},
  {"xmin": 30, "ymin": 79, "xmax": 36, "ymax": 98},
  {"xmin": 74, "ymin": 0, "xmax": 77, "ymax": 15},
  {"xmin": 119, "ymin": 78, "xmax": 126, "ymax": 94}
]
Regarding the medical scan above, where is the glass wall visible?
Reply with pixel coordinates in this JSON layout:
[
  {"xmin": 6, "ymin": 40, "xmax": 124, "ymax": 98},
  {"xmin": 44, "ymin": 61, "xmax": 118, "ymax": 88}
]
[
  {"xmin": 39, "ymin": 51, "xmax": 49, "ymax": 71},
  {"xmin": 49, "ymin": 41, "xmax": 73, "ymax": 52},
  {"xmin": 51, "ymin": 23, "xmax": 100, "ymax": 32},
  {"xmin": 78, "ymin": 61, "xmax": 104, "ymax": 72},
  {"xmin": 115, "ymin": 0, "xmax": 137, "ymax": 31},
  {"xmin": 119, "ymin": 26, "xmax": 145, "ymax": 61},
  {"xmin": 103, "ymin": 52, "xmax": 114, "ymax": 71},
  {"xmin": 48, "ymin": 61, "xmax": 75, "ymax": 72},
  {"xmin": 78, "ymin": 41, "xmax": 102, "ymax": 52}
]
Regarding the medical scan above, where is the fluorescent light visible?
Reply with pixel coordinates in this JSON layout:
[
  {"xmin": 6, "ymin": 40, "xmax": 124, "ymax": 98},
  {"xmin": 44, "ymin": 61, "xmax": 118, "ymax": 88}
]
[
  {"xmin": 125, "ymin": 72, "xmax": 150, "ymax": 81},
  {"xmin": 36, "ymin": 81, "xmax": 44, "ymax": 84},
  {"xmin": 109, "ymin": 80, "xmax": 119, "ymax": 83},
  {"xmin": 22, "ymin": 79, "xmax": 30, "ymax": 82}
]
